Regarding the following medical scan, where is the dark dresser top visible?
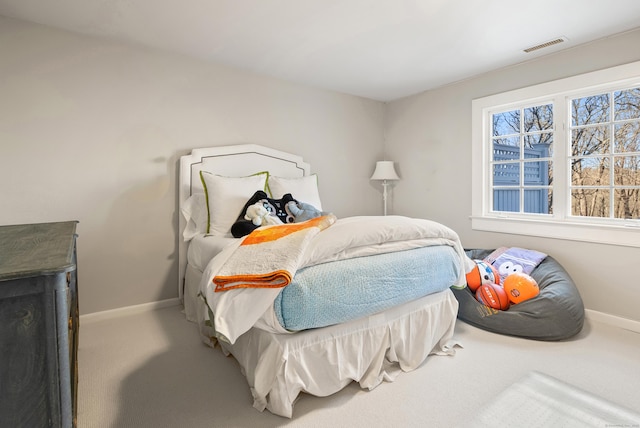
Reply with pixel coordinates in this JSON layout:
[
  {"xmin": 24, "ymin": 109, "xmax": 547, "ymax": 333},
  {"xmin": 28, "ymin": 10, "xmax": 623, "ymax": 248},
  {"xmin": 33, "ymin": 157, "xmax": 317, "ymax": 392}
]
[{"xmin": 0, "ymin": 221, "xmax": 78, "ymax": 281}]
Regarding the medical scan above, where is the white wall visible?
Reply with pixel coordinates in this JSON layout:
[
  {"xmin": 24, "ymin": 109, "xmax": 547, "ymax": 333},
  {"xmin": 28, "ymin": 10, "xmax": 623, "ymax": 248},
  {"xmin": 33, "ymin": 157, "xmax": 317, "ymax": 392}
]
[
  {"xmin": 387, "ymin": 28, "xmax": 640, "ymax": 323},
  {"xmin": 5, "ymin": 14, "xmax": 639, "ymax": 323},
  {"xmin": 0, "ymin": 17, "xmax": 385, "ymax": 314}
]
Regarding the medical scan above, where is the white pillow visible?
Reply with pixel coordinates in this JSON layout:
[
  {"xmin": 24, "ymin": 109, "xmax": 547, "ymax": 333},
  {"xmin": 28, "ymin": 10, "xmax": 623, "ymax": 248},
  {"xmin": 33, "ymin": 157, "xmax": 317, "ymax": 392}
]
[
  {"xmin": 181, "ymin": 193, "xmax": 208, "ymax": 241},
  {"xmin": 200, "ymin": 171, "xmax": 269, "ymax": 236},
  {"xmin": 268, "ymin": 174, "xmax": 323, "ymax": 210}
]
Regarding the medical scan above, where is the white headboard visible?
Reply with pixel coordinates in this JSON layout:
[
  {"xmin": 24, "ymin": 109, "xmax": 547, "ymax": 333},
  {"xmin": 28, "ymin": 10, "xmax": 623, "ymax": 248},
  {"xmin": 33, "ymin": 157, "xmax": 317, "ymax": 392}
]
[{"xmin": 178, "ymin": 144, "xmax": 311, "ymax": 300}]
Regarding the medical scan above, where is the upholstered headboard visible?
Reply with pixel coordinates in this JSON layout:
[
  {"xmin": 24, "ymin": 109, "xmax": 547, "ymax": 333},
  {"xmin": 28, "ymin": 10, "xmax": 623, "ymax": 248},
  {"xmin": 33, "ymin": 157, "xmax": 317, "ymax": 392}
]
[{"xmin": 178, "ymin": 144, "xmax": 311, "ymax": 300}]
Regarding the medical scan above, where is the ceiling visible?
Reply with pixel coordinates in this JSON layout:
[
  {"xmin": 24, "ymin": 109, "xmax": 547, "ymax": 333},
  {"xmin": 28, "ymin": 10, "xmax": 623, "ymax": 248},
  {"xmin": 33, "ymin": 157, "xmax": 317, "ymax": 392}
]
[{"xmin": 2, "ymin": 0, "xmax": 640, "ymax": 101}]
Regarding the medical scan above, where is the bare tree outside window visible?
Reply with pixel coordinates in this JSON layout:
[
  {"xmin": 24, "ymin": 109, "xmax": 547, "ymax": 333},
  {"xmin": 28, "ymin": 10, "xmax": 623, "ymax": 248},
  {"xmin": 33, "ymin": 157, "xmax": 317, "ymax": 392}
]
[
  {"xmin": 570, "ymin": 86, "xmax": 640, "ymax": 219},
  {"xmin": 489, "ymin": 86, "xmax": 640, "ymax": 220}
]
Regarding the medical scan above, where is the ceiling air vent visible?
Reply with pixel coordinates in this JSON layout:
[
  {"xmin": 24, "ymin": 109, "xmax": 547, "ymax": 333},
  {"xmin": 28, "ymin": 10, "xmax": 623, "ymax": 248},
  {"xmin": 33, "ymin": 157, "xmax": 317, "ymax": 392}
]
[{"xmin": 523, "ymin": 37, "xmax": 568, "ymax": 53}]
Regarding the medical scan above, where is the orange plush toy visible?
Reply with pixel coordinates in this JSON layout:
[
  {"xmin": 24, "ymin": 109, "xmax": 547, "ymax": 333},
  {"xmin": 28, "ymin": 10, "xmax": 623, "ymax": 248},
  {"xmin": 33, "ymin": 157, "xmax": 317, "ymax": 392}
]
[{"xmin": 466, "ymin": 260, "xmax": 500, "ymax": 292}]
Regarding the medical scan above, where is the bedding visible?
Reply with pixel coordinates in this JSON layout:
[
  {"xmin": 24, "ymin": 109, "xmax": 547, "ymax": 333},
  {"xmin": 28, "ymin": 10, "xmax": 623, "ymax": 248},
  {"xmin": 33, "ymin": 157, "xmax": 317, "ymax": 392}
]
[
  {"xmin": 214, "ymin": 215, "xmax": 337, "ymax": 291},
  {"xmin": 200, "ymin": 170, "xmax": 269, "ymax": 236},
  {"xmin": 198, "ymin": 215, "xmax": 472, "ymax": 345},
  {"xmin": 183, "ymin": 234, "xmax": 235, "ymax": 321},
  {"xmin": 268, "ymin": 174, "xmax": 323, "ymax": 210},
  {"xmin": 273, "ymin": 244, "xmax": 460, "ymax": 331},
  {"xmin": 181, "ymin": 193, "xmax": 208, "ymax": 241},
  {"xmin": 186, "ymin": 234, "xmax": 235, "ymax": 273}
]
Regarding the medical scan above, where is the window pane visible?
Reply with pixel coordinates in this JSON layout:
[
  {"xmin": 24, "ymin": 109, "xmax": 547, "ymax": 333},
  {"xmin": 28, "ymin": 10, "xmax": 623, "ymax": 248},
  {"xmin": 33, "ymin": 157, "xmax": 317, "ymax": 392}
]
[
  {"xmin": 614, "ymin": 87, "xmax": 640, "ymax": 120},
  {"xmin": 614, "ymin": 155, "xmax": 640, "ymax": 186},
  {"xmin": 493, "ymin": 189, "xmax": 519, "ymax": 212},
  {"xmin": 493, "ymin": 163, "xmax": 519, "ymax": 186},
  {"xmin": 493, "ymin": 110, "xmax": 520, "ymax": 136},
  {"xmin": 614, "ymin": 189, "xmax": 640, "ymax": 219},
  {"xmin": 571, "ymin": 126, "xmax": 610, "ymax": 156},
  {"xmin": 524, "ymin": 161, "xmax": 551, "ymax": 185},
  {"xmin": 571, "ymin": 94, "xmax": 610, "ymax": 126},
  {"xmin": 524, "ymin": 189, "xmax": 551, "ymax": 214},
  {"xmin": 524, "ymin": 104, "xmax": 553, "ymax": 131},
  {"xmin": 571, "ymin": 188, "xmax": 610, "ymax": 217},
  {"xmin": 524, "ymin": 135, "xmax": 552, "ymax": 156},
  {"xmin": 493, "ymin": 137, "xmax": 520, "ymax": 160},
  {"xmin": 614, "ymin": 122, "xmax": 640, "ymax": 153},
  {"xmin": 571, "ymin": 157, "xmax": 610, "ymax": 186}
]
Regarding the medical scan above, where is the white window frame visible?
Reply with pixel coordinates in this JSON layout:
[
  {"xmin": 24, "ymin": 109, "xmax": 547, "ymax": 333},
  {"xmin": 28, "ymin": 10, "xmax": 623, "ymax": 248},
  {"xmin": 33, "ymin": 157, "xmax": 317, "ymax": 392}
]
[{"xmin": 472, "ymin": 60, "xmax": 640, "ymax": 248}]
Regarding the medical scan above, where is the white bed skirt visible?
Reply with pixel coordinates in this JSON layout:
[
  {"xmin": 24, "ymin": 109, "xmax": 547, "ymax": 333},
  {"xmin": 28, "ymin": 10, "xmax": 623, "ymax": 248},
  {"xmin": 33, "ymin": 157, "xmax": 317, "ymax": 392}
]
[{"xmin": 218, "ymin": 289, "xmax": 460, "ymax": 418}]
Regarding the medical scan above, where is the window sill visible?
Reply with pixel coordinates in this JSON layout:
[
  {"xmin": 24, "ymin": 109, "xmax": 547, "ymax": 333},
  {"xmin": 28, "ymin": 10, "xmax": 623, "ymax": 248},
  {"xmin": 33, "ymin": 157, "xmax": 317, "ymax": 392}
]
[{"xmin": 471, "ymin": 216, "xmax": 640, "ymax": 248}]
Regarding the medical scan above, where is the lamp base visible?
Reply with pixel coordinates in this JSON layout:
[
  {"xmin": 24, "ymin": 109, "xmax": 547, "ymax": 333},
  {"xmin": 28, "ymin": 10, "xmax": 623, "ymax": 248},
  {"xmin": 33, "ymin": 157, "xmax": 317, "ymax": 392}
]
[{"xmin": 382, "ymin": 180, "xmax": 390, "ymax": 216}]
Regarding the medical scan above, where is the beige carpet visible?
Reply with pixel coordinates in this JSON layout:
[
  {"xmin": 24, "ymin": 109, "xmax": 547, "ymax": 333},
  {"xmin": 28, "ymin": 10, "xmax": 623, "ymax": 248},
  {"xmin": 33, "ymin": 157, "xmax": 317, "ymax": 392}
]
[
  {"xmin": 459, "ymin": 371, "xmax": 640, "ymax": 427},
  {"xmin": 77, "ymin": 304, "xmax": 640, "ymax": 428}
]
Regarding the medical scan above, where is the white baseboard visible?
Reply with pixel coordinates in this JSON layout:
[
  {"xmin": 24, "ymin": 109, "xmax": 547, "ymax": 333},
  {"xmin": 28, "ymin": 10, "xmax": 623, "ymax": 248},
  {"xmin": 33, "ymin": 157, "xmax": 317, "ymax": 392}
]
[
  {"xmin": 80, "ymin": 298, "xmax": 181, "ymax": 324},
  {"xmin": 585, "ymin": 309, "xmax": 640, "ymax": 334},
  {"xmin": 78, "ymin": 300, "xmax": 640, "ymax": 334}
]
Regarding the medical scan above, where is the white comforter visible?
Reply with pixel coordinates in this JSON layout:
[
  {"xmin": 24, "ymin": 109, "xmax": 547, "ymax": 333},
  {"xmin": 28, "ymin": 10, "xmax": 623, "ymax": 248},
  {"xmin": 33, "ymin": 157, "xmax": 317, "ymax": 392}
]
[{"xmin": 197, "ymin": 215, "xmax": 473, "ymax": 345}]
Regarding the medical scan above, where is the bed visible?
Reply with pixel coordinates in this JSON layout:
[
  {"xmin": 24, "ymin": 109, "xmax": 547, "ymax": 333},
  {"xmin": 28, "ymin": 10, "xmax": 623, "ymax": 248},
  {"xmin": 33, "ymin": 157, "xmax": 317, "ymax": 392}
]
[{"xmin": 178, "ymin": 144, "xmax": 473, "ymax": 418}]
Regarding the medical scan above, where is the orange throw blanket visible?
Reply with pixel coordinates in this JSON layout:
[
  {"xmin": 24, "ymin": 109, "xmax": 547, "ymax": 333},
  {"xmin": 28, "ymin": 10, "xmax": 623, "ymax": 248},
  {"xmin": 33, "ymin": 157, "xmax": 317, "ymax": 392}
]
[{"xmin": 213, "ymin": 214, "xmax": 336, "ymax": 292}]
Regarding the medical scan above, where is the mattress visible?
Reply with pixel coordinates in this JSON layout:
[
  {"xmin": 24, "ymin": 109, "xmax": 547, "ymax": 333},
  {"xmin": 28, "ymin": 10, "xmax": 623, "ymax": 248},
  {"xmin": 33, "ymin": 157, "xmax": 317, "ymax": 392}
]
[{"xmin": 274, "ymin": 245, "xmax": 461, "ymax": 331}]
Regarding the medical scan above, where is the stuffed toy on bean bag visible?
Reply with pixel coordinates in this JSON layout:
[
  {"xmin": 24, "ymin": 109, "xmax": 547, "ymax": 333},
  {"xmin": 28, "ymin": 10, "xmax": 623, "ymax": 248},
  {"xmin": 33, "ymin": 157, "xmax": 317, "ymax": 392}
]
[{"xmin": 452, "ymin": 248, "xmax": 585, "ymax": 341}]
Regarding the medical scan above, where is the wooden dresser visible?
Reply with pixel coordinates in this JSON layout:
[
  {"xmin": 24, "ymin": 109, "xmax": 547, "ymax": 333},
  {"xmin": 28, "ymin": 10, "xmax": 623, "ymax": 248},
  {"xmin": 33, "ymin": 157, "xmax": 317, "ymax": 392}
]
[{"xmin": 0, "ymin": 221, "xmax": 79, "ymax": 428}]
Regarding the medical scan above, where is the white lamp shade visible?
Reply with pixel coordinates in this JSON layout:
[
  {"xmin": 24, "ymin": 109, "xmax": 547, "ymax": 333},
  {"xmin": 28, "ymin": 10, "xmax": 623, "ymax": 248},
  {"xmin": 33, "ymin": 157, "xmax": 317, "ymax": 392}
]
[{"xmin": 370, "ymin": 161, "xmax": 399, "ymax": 181}]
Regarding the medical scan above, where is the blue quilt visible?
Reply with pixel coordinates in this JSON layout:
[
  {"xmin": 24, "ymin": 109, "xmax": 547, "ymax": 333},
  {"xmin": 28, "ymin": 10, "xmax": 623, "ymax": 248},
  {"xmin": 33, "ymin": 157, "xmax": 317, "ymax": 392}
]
[{"xmin": 273, "ymin": 245, "xmax": 461, "ymax": 331}]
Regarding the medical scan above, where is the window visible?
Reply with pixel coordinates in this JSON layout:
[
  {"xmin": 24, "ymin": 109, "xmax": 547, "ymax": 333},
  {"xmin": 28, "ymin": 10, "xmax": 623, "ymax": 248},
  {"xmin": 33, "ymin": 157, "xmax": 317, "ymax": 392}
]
[
  {"xmin": 472, "ymin": 61, "xmax": 640, "ymax": 247},
  {"xmin": 491, "ymin": 104, "xmax": 554, "ymax": 215},
  {"xmin": 570, "ymin": 88, "xmax": 640, "ymax": 220}
]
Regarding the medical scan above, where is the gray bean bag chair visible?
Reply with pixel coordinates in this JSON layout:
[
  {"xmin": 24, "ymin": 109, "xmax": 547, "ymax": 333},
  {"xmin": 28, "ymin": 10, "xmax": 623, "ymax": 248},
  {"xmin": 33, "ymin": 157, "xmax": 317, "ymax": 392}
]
[{"xmin": 452, "ymin": 249, "xmax": 585, "ymax": 341}]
